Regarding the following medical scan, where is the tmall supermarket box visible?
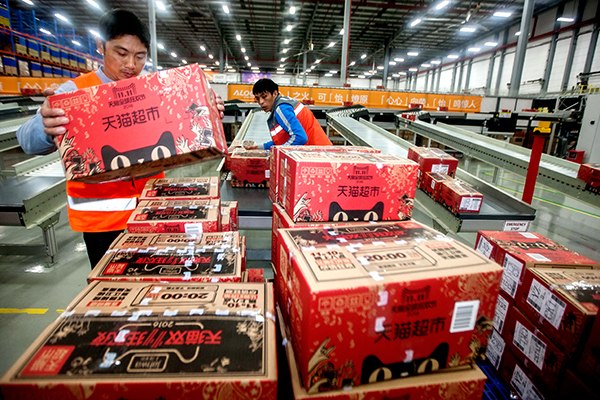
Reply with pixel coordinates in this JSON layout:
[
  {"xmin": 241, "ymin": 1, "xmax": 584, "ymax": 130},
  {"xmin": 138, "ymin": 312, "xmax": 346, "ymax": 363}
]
[
  {"xmin": 280, "ymin": 151, "xmax": 418, "ymax": 222},
  {"xmin": 89, "ymin": 236, "xmax": 244, "ymax": 283},
  {"xmin": 0, "ymin": 281, "xmax": 276, "ymax": 400},
  {"xmin": 109, "ymin": 231, "xmax": 241, "ymax": 250},
  {"xmin": 270, "ymin": 146, "xmax": 380, "ymax": 202},
  {"xmin": 277, "ymin": 221, "xmax": 502, "ymax": 392},
  {"xmin": 127, "ymin": 199, "xmax": 220, "ymax": 234},
  {"xmin": 515, "ymin": 267, "xmax": 600, "ymax": 353},
  {"xmin": 140, "ymin": 177, "xmax": 220, "ymax": 200},
  {"xmin": 49, "ymin": 64, "xmax": 227, "ymax": 182},
  {"xmin": 407, "ymin": 147, "xmax": 458, "ymax": 184},
  {"xmin": 220, "ymin": 201, "xmax": 239, "ymax": 231},
  {"xmin": 422, "ymin": 172, "xmax": 451, "ymax": 201},
  {"xmin": 229, "ymin": 148, "xmax": 270, "ymax": 188},
  {"xmin": 438, "ymin": 179, "xmax": 483, "ymax": 214},
  {"xmin": 577, "ymin": 163, "xmax": 600, "ymax": 188},
  {"xmin": 576, "ymin": 308, "xmax": 600, "ymax": 387}
]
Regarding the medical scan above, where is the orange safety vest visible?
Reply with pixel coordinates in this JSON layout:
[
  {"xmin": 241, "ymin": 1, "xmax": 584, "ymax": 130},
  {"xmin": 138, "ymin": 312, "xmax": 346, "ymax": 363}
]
[
  {"xmin": 267, "ymin": 96, "xmax": 332, "ymax": 146},
  {"xmin": 65, "ymin": 71, "xmax": 164, "ymax": 232}
]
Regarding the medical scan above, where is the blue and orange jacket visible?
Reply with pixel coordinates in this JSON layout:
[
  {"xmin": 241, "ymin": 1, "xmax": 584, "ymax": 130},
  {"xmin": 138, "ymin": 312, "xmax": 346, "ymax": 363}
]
[{"xmin": 264, "ymin": 96, "xmax": 331, "ymax": 149}]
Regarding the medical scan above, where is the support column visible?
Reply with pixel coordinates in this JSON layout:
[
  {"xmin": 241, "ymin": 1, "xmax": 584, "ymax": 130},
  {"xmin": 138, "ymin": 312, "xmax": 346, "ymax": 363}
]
[
  {"xmin": 412, "ymin": 74, "xmax": 417, "ymax": 90},
  {"xmin": 436, "ymin": 67, "xmax": 442, "ymax": 92},
  {"xmin": 495, "ymin": 30, "xmax": 509, "ymax": 95},
  {"xmin": 485, "ymin": 37, "xmax": 498, "ymax": 95},
  {"xmin": 561, "ymin": 0, "xmax": 586, "ymax": 91},
  {"xmin": 465, "ymin": 59, "xmax": 473, "ymax": 92},
  {"xmin": 148, "ymin": 0, "xmax": 158, "ymax": 72},
  {"xmin": 219, "ymin": 45, "xmax": 224, "ymax": 73},
  {"xmin": 303, "ymin": 51, "xmax": 308, "ymax": 85},
  {"xmin": 583, "ymin": 1, "xmax": 600, "ymax": 75},
  {"xmin": 456, "ymin": 61, "xmax": 465, "ymax": 93},
  {"xmin": 541, "ymin": 5, "xmax": 564, "ymax": 94},
  {"xmin": 509, "ymin": 0, "xmax": 535, "ymax": 96},
  {"xmin": 382, "ymin": 41, "xmax": 390, "ymax": 88},
  {"xmin": 340, "ymin": 0, "xmax": 351, "ymax": 84},
  {"xmin": 450, "ymin": 64, "xmax": 458, "ymax": 92}
]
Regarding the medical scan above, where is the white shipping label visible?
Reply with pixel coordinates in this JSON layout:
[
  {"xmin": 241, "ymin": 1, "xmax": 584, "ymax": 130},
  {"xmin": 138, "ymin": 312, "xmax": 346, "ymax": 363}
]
[
  {"xmin": 511, "ymin": 365, "xmax": 544, "ymax": 400},
  {"xmin": 184, "ymin": 223, "xmax": 203, "ymax": 234},
  {"xmin": 460, "ymin": 197, "xmax": 481, "ymax": 211},
  {"xmin": 503, "ymin": 221, "xmax": 530, "ymax": 232},
  {"xmin": 486, "ymin": 330, "xmax": 506, "ymax": 369},
  {"xmin": 526, "ymin": 279, "xmax": 567, "ymax": 329},
  {"xmin": 265, "ymin": 169, "xmax": 270, "ymax": 178},
  {"xmin": 513, "ymin": 321, "xmax": 546, "ymax": 370},
  {"xmin": 501, "ymin": 254, "xmax": 524, "ymax": 298},
  {"xmin": 476, "ymin": 237, "xmax": 494, "ymax": 259},
  {"xmin": 431, "ymin": 164, "xmax": 450, "ymax": 174},
  {"xmin": 493, "ymin": 295, "xmax": 510, "ymax": 333},
  {"xmin": 449, "ymin": 300, "xmax": 480, "ymax": 333}
]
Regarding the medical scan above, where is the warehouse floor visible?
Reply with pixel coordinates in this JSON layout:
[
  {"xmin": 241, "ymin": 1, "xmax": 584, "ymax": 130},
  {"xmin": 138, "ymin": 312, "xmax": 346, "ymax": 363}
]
[{"xmin": 0, "ymin": 158, "xmax": 599, "ymax": 382}]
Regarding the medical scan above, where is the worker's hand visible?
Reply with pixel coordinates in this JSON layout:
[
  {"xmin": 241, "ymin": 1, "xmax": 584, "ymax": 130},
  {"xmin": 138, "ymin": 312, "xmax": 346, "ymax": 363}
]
[
  {"xmin": 40, "ymin": 88, "xmax": 69, "ymax": 137},
  {"xmin": 215, "ymin": 94, "xmax": 225, "ymax": 119},
  {"xmin": 243, "ymin": 140, "xmax": 259, "ymax": 150}
]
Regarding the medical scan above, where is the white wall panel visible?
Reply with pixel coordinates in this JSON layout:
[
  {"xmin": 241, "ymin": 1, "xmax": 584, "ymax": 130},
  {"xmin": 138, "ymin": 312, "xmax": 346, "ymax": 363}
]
[
  {"xmin": 535, "ymin": 8, "xmax": 558, "ymax": 35},
  {"xmin": 439, "ymin": 67, "xmax": 454, "ymax": 92},
  {"xmin": 498, "ymin": 51, "xmax": 515, "ymax": 95},
  {"xmin": 520, "ymin": 42, "xmax": 550, "ymax": 94},
  {"xmin": 416, "ymin": 75, "xmax": 427, "ymax": 91},
  {"xmin": 468, "ymin": 58, "xmax": 490, "ymax": 90},
  {"xmin": 568, "ymin": 32, "xmax": 592, "ymax": 88},
  {"xmin": 490, "ymin": 54, "xmax": 500, "ymax": 95},
  {"xmin": 548, "ymin": 37, "xmax": 570, "ymax": 92}
]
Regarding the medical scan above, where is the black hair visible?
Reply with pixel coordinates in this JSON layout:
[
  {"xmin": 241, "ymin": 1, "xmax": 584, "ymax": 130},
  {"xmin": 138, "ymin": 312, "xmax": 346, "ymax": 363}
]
[
  {"xmin": 98, "ymin": 9, "xmax": 150, "ymax": 50},
  {"xmin": 252, "ymin": 78, "xmax": 279, "ymax": 95}
]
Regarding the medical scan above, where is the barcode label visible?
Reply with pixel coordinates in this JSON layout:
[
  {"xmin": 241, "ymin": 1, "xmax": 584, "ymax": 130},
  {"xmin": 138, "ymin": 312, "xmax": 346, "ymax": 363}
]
[
  {"xmin": 511, "ymin": 365, "xmax": 544, "ymax": 400},
  {"xmin": 493, "ymin": 295, "xmax": 510, "ymax": 333},
  {"xmin": 431, "ymin": 164, "xmax": 449, "ymax": 174},
  {"xmin": 526, "ymin": 279, "xmax": 567, "ymax": 329},
  {"xmin": 431, "ymin": 180, "xmax": 436, "ymax": 190},
  {"xmin": 476, "ymin": 237, "xmax": 493, "ymax": 259},
  {"xmin": 486, "ymin": 330, "xmax": 506, "ymax": 369},
  {"xmin": 513, "ymin": 321, "xmax": 546, "ymax": 370},
  {"xmin": 528, "ymin": 253, "xmax": 551, "ymax": 262},
  {"xmin": 265, "ymin": 169, "xmax": 270, "ymax": 178},
  {"xmin": 450, "ymin": 300, "xmax": 480, "ymax": 333},
  {"xmin": 460, "ymin": 197, "xmax": 482, "ymax": 211},
  {"xmin": 501, "ymin": 254, "xmax": 524, "ymax": 298},
  {"xmin": 184, "ymin": 223, "xmax": 204, "ymax": 235}
]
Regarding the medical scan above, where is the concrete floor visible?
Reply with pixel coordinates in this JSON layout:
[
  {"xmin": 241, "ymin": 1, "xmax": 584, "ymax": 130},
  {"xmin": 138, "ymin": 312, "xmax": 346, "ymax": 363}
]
[{"xmin": 0, "ymin": 158, "xmax": 599, "ymax": 381}]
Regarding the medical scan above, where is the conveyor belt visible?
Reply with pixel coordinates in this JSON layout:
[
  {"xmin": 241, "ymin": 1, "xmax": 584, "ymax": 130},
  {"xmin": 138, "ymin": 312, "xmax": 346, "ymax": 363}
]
[
  {"xmin": 0, "ymin": 116, "xmax": 31, "ymax": 152},
  {"xmin": 233, "ymin": 109, "xmax": 271, "ymax": 143},
  {"xmin": 328, "ymin": 114, "xmax": 536, "ymax": 233},
  {"xmin": 398, "ymin": 117, "xmax": 599, "ymax": 207}
]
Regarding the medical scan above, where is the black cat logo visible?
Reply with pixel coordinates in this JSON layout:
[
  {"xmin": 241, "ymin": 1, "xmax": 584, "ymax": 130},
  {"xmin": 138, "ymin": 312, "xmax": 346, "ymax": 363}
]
[
  {"xmin": 329, "ymin": 201, "xmax": 384, "ymax": 222},
  {"xmin": 360, "ymin": 342, "xmax": 449, "ymax": 384},
  {"xmin": 101, "ymin": 131, "xmax": 177, "ymax": 171}
]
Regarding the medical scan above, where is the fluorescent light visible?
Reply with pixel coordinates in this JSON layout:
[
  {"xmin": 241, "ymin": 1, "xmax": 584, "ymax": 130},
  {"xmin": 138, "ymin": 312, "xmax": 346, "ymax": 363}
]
[
  {"xmin": 339, "ymin": 28, "xmax": 344, "ymax": 35},
  {"xmin": 170, "ymin": 52, "xmax": 177, "ymax": 58},
  {"xmin": 358, "ymin": 75, "xmax": 366, "ymax": 79},
  {"xmin": 277, "ymin": 71, "xmax": 285, "ymax": 74},
  {"xmin": 349, "ymin": 61, "xmax": 356, "ymax": 66},
  {"xmin": 85, "ymin": 0, "xmax": 101, "ymax": 10},
  {"xmin": 361, "ymin": 54, "xmax": 367, "ymax": 59},
  {"xmin": 460, "ymin": 26, "xmax": 476, "ymax": 33},
  {"xmin": 155, "ymin": 0, "xmax": 166, "ymax": 11},
  {"xmin": 241, "ymin": 47, "xmax": 246, "ymax": 53},
  {"xmin": 277, "ymin": 67, "xmax": 285, "ymax": 71},
  {"xmin": 181, "ymin": 59, "xmax": 187, "ymax": 64},
  {"xmin": 315, "ymin": 59, "xmax": 322, "ymax": 64},
  {"xmin": 157, "ymin": 66, "xmax": 163, "ymax": 70},
  {"xmin": 199, "ymin": 64, "xmax": 207, "ymax": 68},
  {"xmin": 329, "ymin": 70, "xmax": 337, "ymax": 74},
  {"xmin": 286, "ymin": 24, "xmax": 293, "ymax": 31},
  {"xmin": 157, "ymin": 43, "xmax": 165, "ymax": 50},
  {"xmin": 435, "ymin": 0, "xmax": 449, "ymax": 10},
  {"xmin": 447, "ymin": 54, "xmax": 459, "ymax": 59},
  {"xmin": 208, "ymin": 54, "xmax": 214, "ymax": 59},
  {"xmin": 515, "ymin": 31, "xmax": 521, "ymax": 36},
  {"xmin": 39, "ymin": 28, "xmax": 52, "ymax": 35},
  {"xmin": 289, "ymin": 6, "xmax": 296, "ymax": 14},
  {"xmin": 251, "ymin": 67, "xmax": 259, "ymax": 70},
  {"xmin": 222, "ymin": 5, "xmax": 229, "ymax": 13},
  {"xmin": 399, "ymin": 72, "xmax": 407, "ymax": 75},
  {"xmin": 410, "ymin": 18, "xmax": 422, "ymax": 27},
  {"xmin": 21, "ymin": 0, "xmax": 34, "ymax": 4},
  {"xmin": 282, "ymin": 48, "xmax": 289, "ymax": 53},
  {"xmin": 557, "ymin": 17, "xmax": 575, "ymax": 22},
  {"xmin": 200, "ymin": 45, "xmax": 206, "ymax": 51},
  {"xmin": 327, "ymin": 42, "xmax": 335, "ymax": 48},
  {"xmin": 324, "ymin": 73, "xmax": 333, "ymax": 77},
  {"xmin": 468, "ymin": 47, "xmax": 480, "ymax": 52},
  {"xmin": 493, "ymin": 11, "xmax": 512, "ymax": 18},
  {"xmin": 431, "ymin": 60, "xmax": 441, "ymax": 65},
  {"xmin": 392, "ymin": 73, "xmax": 400, "ymax": 78},
  {"xmin": 54, "ymin": 13, "xmax": 69, "ymax": 23},
  {"xmin": 394, "ymin": 57, "xmax": 404, "ymax": 62},
  {"xmin": 389, "ymin": 61, "xmax": 397, "ymax": 66},
  {"xmin": 236, "ymin": 34, "xmax": 241, "ymax": 41},
  {"xmin": 71, "ymin": 40, "xmax": 81, "ymax": 46},
  {"xmin": 409, "ymin": 67, "xmax": 418, "ymax": 72},
  {"xmin": 244, "ymin": 56, "xmax": 249, "ymax": 60},
  {"xmin": 215, "ymin": 61, "xmax": 220, "ymax": 65},
  {"xmin": 407, "ymin": 51, "xmax": 419, "ymax": 56},
  {"xmin": 421, "ymin": 63, "xmax": 431, "ymax": 67},
  {"xmin": 280, "ymin": 64, "xmax": 285, "ymax": 68},
  {"xmin": 377, "ymin": 65, "xmax": 384, "ymax": 70},
  {"xmin": 484, "ymin": 41, "xmax": 498, "ymax": 47},
  {"xmin": 247, "ymin": 62, "xmax": 251, "ymax": 67},
  {"xmin": 281, "ymin": 57, "xmax": 287, "ymax": 62},
  {"xmin": 284, "ymin": 39, "xmax": 291, "ymax": 45}
]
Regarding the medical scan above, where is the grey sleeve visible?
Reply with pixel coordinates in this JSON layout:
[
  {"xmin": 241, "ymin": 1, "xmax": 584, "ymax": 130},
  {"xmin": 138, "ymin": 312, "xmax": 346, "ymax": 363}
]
[{"xmin": 16, "ymin": 80, "xmax": 78, "ymax": 155}]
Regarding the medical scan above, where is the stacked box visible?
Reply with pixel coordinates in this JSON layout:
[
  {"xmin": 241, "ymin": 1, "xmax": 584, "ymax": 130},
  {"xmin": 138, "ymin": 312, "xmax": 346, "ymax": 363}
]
[
  {"xmin": 49, "ymin": 46, "xmax": 60, "ymax": 63},
  {"xmin": 61, "ymin": 68, "xmax": 70, "ymax": 78},
  {"xmin": 269, "ymin": 145, "xmax": 380, "ymax": 202},
  {"xmin": 27, "ymin": 39, "xmax": 40, "ymax": 58},
  {"xmin": 578, "ymin": 163, "xmax": 600, "ymax": 188},
  {"xmin": 0, "ymin": 56, "xmax": 3, "ymax": 74},
  {"xmin": 3, "ymin": 55, "xmax": 17, "ymax": 75},
  {"xmin": 280, "ymin": 151, "xmax": 418, "ymax": 222},
  {"xmin": 60, "ymin": 50, "xmax": 70, "ymax": 66},
  {"xmin": 109, "ymin": 231, "xmax": 241, "ymax": 250},
  {"xmin": 422, "ymin": 172, "xmax": 451, "ymax": 201},
  {"xmin": 127, "ymin": 199, "xmax": 220, "ymax": 234},
  {"xmin": 78, "ymin": 56, "xmax": 86, "ymax": 70},
  {"xmin": 17, "ymin": 59, "xmax": 30, "ymax": 76},
  {"xmin": 69, "ymin": 53, "xmax": 78, "ymax": 68},
  {"xmin": 0, "ymin": 4, "xmax": 9, "ymax": 27},
  {"xmin": 14, "ymin": 37, "xmax": 27, "ymax": 56},
  {"xmin": 0, "ymin": 281, "xmax": 276, "ymax": 400},
  {"xmin": 140, "ymin": 177, "xmax": 220, "ymax": 200},
  {"xmin": 42, "ymin": 64, "xmax": 53, "ymax": 78},
  {"xmin": 40, "ymin": 44, "xmax": 51, "ymax": 62},
  {"xmin": 52, "ymin": 67, "xmax": 62, "ymax": 78},
  {"xmin": 86, "ymin": 58, "xmax": 93, "ymax": 71},
  {"xmin": 439, "ymin": 179, "xmax": 483, "ymax": 214},
  {"xmin": 557, "ymin": 369, "xmax": 596, "ymax": 400},
  {"xmin": 475, "ymin": 231, "xmax": 599, "ymax": 301},
  {"xmin": 277, "ymin": 221, "xmax": 502, "ymax": 392},
  {"xmin": 220, "ymin": 201, "xmax": 238, "ymax": 231},
  {"xmin": 30, "ymin": 61, "xmax": 42, "ymax": 77},
  {"xmin": 229, "ymin": 148, "xmax": 270, "ymax": 188},
  {"xmin": 407, "ymin": 146, "xmax": 458, "ymax": 186},
  {"xmin": 49, "ymin": 63, "xmax": 227, "ymax": 182},
  {"xmin": 576, "ymin": 309, "xmax": 600, "ymax": 387},
  {"xmin": 515, "ymin": 268, "xmax": 600, "ymax": 353}
]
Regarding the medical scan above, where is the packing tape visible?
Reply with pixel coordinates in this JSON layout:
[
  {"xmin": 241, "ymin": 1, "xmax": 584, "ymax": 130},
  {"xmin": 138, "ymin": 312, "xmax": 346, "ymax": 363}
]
[
  {"xmin": 84, "ymin": 310, "xmax": 101, "ymax": 317},
  {"xmin": 163, "ymin": 309, "xmax": 178, "ymax": 316},
  {"xmin": 128, "ymin": 310, "xmax": 152, "ymax": 321},
  {"xmin": 189, "ymin": 308, "xmax": 205, "ymax": 315},
  {"xmin": 369, "ymin": 271, "xmax": 384, "ymax": 281},
  {"xmin": 216, "ymin": 309, "xmax": 230, "ymax": 316}
]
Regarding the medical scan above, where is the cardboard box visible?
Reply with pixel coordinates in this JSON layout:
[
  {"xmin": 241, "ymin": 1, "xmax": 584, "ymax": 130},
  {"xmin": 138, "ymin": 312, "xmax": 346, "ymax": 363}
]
[
  {"xmin": 280, "ymin": 151, "xmax": 418, "ymax": 222},
  {"xmin": 0, "ymin": 281, "xmax": 276, "ymax": 400},
  {"xmin": 557, "ymin": 369, "xmax": 596, "ymax": 400},
  {"xmin": 229, "ymin": 148, "xmax": 270, "ymax": 188},
  {"xmin": 277, "ymin": 221, "xmax": 502, "ymax": 391},
  {"xmin": 49, "ymin": 64, "xmax": 227, "ymax": 182},
  {"xmin": 270, "ymin": 146, "xmax": 380, "ymax": 202},
  {"xmin": 140, "ymin": 177, "xmax": 220, "ymax": 200},
  {"xmin": 89, "ymin": 241, "xmax": 244, "ymax": 283},
  {"xmin": 475, "ymin": 231, "xmax": 600, "ymax": 301},
  {"xmin": 127, "ymin": 199, "xmax": 220, "ymax": 234},
  {"xmin": 439, "ymin": 179, "xmax": 483, "ymax": 214},
  {"xmin": 577, "ymin": 163, "xmax": 600, "ymax": 188},
  {"xmin": 220, "ymin": 201, "xmax": 239, "ymax": 231},
  {"xmin": 515, "ymin": 267, "xmax": 600, "ymax": 353},
  {"xmin": 281, "ymin": 309, "xmax": 487, "ymax": 399},
  {"xmin": 109, "ymin": 231, "xmax": 241, "ymax": 250},
  {"xmin": 576, "ymin": 308, "xmax": 600, "ymax": 387},
  {"xmin": 422, "ymin": 172, "xmax": 451, "ymax": 201},
  {"xmin": 407, "ymin": 147, "xmax": 458, "ymax": 184}
]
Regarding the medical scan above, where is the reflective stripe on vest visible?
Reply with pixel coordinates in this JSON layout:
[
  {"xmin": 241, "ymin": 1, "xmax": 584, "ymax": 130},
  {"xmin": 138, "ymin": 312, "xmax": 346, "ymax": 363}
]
[{"xmin": 67, "ymin": 196, "xmax": 137, "ymax": 212}]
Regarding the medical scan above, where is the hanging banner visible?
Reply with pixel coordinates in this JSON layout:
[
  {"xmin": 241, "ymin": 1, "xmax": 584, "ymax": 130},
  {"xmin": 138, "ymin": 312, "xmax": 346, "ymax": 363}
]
[{"xmin": 0, "ymin": 76, "xmax": 69, "ymax": 95}]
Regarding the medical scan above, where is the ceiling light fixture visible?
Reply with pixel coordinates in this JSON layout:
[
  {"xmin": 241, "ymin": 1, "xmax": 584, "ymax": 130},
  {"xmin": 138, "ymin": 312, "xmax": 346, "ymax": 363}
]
[
  {"xmin": 244, "ymin": 56, "xmax": 249, "ymax": 60},
  {"xmin": 349, "ymin": 61, "xmax": 356, "ymax": 66},
  {"xmin": 431, "ymin": 60, "xmax": 441, "ymax": 65},
  {"xmin": 241, "ymin": 47, "xmax": 246, "ymax": 53},
  {"xmin": 557, "ymin": 17, "xmax": 575, "ymax": 22},
  {"xmin": 468, "ymin": 47, "xmax": 480, "ymax": 52},
  {"xmin": 281, "ymin": 57, "xmax": 287, "ymax": 62},
  {"xmin": 282, "ymin": 48, "xmax": 289, "ymax": 53},
  {"xmin": 222, "ymin": 5, "xmax": 229, "ymax": 14},
  {"xmin": 200, "ymin": 45, "xmax": 206, "ymax": 51},
  {"xmin": 181, "ymin": 59, "xmax": 187, "ymax": 64},
  {"xmin": 314, "ymin": 59, "xmax": 322, "ymax": 64},
  {"xmin": 88, "ymin": 29, "xmax": 101, "ymax": 38},
  {"xmin": 20, "ymin": 0, "xmax": 34, "ymax": 5},
  {"xmin": 85, "ymin": 0, "xmax": 101, "ymax": 10},
  {"xmin": 407, "ymin": 51, "xmax": 419, "ymax": 56},
  {"xmin": 515, "ymin": 31, "xmax": 521, "ymax": 36},
  {"xmin": 460, "ymin": 26, "xmax": 476, "ymax": 32},
  {"xmin": 54, "ymin": 13, "xmax": 69, "ymax": 23},
  {"xmin": 394, "ymin": 57, "xmax": 404, "ymax": 62},
  {"xmin": 484, "ymin": 41, "xmax": 498, "ymax": 46},
  {"xmin": 170, "ymin": 52, "xmax": 177, "ymax": 57},
  {"xmin": 39, "ymin": 28, "xmax": 52, "ymax": 35},
  {"xmin": 329, "ymin": 70, "xmax": 337, "ymax": 74},
  {"xmin": 361, "ymin": 54, "xmax": 367, "ymax": 59},
  {"xmin": 327, "ymin": 42, "xmax": 335, "ymax": 48},
  {"xmin": 339, "ymin": 29, "xmax": 344, "ymax": 35},
  {"xmin": 493, "ymin": 11, "xmax": 512, "ymax": 18},
  {"xmin": 410, "ymin": 18, "xmax": 422, "ymax": 27},
  {"xmin": 447, "ymin": 54, "xmax": 459, "ymax": 59},
  {"xmin": 421, "ymin": 63, "xmax": 431, "ymax": 67},
  {"xmin": 324, "ymin": 73, "xmax": 333, "ymax": 77},
  {"xmin": 215, "ymin": 61, "xmax": 220, "ymax": 65},
  {"xmin": 208, "ymin": 54, "xmax": 214, "ymax": 59},
  {"xmin": 377, "ymin": 65, "xmax": 384, "ymax": 70},
  {"xmin": 286, "ymin": 24, "xmax": 293, "ymax": 31},
  {"xmin": 409, "ymin": 67, "xmax": 418, "ymax": 72},
  {"xmin": 155, "ymin": 0, "xmax": 166, "ymax": 12},
  {"xmin": 389, "ymin": 61, "xmax": 397, "ymax": 65},
  {"xmin": 236, "ymin": 34, "xmax": 241, "ymax": 41},
  {"xmin": 435, "ymin": 0, "xmax": 450, "ymax": 10},
  {"xmin": 247, "ymin": 62, "xmax": 251, "ymax": 67},
  {"xmin": 157, "ymin": 43, "xmax": 165, "ymax": 50},
  {"xmin": 71, "ymin": 40, "xmax": 81, "ymax": 46},
  {"xmin": 289, "ymin": 6, "xmax": 296, "ymax": 14}
]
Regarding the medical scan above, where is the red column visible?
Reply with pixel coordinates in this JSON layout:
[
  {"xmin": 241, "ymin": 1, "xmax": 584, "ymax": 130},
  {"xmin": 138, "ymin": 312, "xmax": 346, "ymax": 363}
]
[{"xmin": 522, "ymin": 132, "xmax": 548, "ymax": 204}]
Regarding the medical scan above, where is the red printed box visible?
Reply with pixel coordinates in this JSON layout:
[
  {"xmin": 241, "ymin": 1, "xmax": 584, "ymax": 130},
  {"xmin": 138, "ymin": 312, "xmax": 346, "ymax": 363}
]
[
  {"xmin": 280, "ymin": 308, "xmax": 487, "ymax": 400},
  {"xmin": 577, "ymin": 163, "xmax": 600, "ymax": 188},
  {"xmin": 270, "ymin": 146, "xmax": 380, "ymax": 202},
  {"xmin": 140, "ymin": 177, "xmax": 220, "ymax": 200},
  {"xmin": 577, "ymin": 307, "xmax": 600, "ymax": 387},
  {"xmin": 278, "ymin": 221, "xmax": 502, "ymax": 392},
  {"xmin": 516, "ymin": 267, "xmax": 600, "ymax": 353},
  {"xmin": 127, "ymin": 199, "xmax": 220, "ymax": 234},
  {"xmin": 280, "ymin": 151, "xmax": 418, "ymax": 222},
  {"xmin": 439, "ymin": 179, "xmax": 483, "ymax": 214},
  {"xmin": 407, "ymin": 147, "xmax": 458, "ymax": 185},
  {"xmin": 49, "ymin": 64, "xmax": 227, "ymax": 182},
  {"xmin": 220, "ymin": 201, "xmax": 238, "ymax": 231},
  {"xmin": 229, "ymin": 148, "xmax": 270, "ymax": 188},
  {"xmin": 422, "ymin": 172, "xmax": 451, "ymax": 201},
  {"xmin": 0, "ymin": 281, "xmax": 276, "ymax": 400},
  {"xmin": 475, "ymin": 231, "xmax": 599, "ymax": 301},
  {"xmin": 109, "ymin": 231, "xmax": 241, "ymax": 250}
]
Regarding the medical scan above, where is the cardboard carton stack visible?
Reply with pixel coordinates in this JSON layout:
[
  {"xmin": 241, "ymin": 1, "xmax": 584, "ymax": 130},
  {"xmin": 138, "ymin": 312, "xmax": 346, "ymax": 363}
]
[
  {"xmin": 228, "ymin": 148, "xmax": 271, "ymax": 188},
  {"xmin": 577, "ymin": 163, "xmax": 600, "ymax": 192},
  {"xmin": 476, "ymin": 230, "xmax": 600, "ymax": 398},
  {"xmin": 275, "ymin": 221, "xmax": 502, "ymax": 395},
  {"xmin": 1, "ymin": 281, "xmax": 277, "ymax": 400}
]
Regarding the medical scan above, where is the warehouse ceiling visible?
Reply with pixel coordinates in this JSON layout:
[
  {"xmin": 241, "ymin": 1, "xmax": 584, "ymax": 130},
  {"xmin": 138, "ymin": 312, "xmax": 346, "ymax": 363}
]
[{"xmin": 10, "ymin": 0, "xmax": 571, "ymax": 78}]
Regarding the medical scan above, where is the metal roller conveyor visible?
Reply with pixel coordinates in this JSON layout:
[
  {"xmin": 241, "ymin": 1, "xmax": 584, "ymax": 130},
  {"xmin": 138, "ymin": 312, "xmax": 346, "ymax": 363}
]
[
  {"xmin": 0, "ymin": 116, "xmax": 32, "ymax": 153},
  {"xmin": 327, "ymin": 112, "xmax": 536, "ymax": 233},
  {"xmin": 398, "ymin": 117, "xmax": 599, "ymax": 207}
]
